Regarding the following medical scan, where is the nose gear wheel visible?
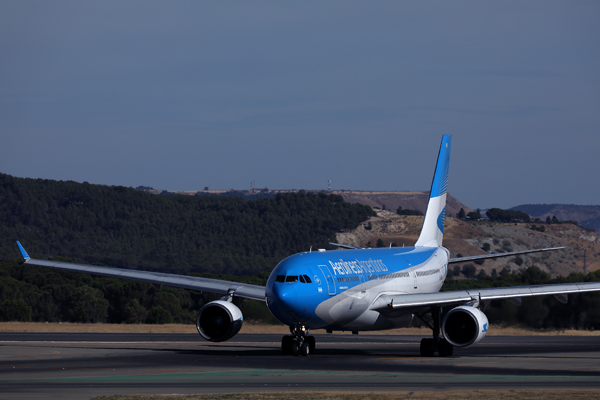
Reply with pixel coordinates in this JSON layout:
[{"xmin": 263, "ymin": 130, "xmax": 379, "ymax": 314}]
[{"xmin": 281, "ymin": 324, "xmax": 315, "ymax": 356}]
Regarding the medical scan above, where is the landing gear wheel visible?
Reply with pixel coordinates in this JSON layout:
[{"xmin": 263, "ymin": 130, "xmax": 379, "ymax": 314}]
[
  {"xmin": 301, "ymin": 342, "xmax": 310, "ymax": 357},
  {"xmin": 291, "ymin": 342, "xmax": 300, "ymax": 357},
  {"xmin": 438, "ymin": 339, "xmax": 454, "ymax": 357},
  {"xmin": 281, "ymin": 335, "xmax": 293, "ymax": 354},
  {"xmin": 419, "ymin": 338, "xmax": 435, "ymax": 357},
  {"xmin": 307, "ymin": 335, "xmax": 316, "ymax": 354}
]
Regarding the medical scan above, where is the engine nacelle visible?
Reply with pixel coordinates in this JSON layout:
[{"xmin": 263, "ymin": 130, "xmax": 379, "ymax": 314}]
[
  {"xmin": 441, "ymin": 305, "xmax": 488, "ymax": 348},
  {"xmin": 196, "ymin": 300, "xmax": 243, "ymax": 342}
]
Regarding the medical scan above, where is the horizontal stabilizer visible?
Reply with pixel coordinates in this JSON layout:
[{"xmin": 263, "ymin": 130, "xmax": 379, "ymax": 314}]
[
  {"xmin": 329, "ymin": 242, "xmax": 361, "ymax": 250},
  {"xmin": 448, "ymin": 247, "xmax": 564, "ymax": 264}
]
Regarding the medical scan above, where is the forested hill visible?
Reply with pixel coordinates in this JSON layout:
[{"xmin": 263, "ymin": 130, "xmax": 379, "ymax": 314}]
[{"xmin": 0, "ymin": 173, "xmax": 375, "ymax": 275}]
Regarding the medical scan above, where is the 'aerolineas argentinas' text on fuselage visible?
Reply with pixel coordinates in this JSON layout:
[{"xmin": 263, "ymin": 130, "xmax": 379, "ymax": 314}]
[{"xmin": 328, "ymin": 258, "xmax": 388, "ymax": 275}]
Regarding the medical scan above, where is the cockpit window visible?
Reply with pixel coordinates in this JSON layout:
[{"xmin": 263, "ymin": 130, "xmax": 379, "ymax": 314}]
[
  {"xmin": 299, "ymin": 275, "xmax": 306, "ymax": 283},
  {"xmin": 285, "ymin": 275, "xmax": 299, "ymax": 283},
  {"xmin": 275, "ymin": 275, "xmax": 285, "ymax": 283},
  {"xmin": 303, "ymin": 275, "xmax": 312, "ymax": 283}
]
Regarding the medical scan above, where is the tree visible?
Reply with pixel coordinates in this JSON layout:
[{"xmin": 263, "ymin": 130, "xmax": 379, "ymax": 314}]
[
  {"xmin": 552, "ymin": 215, "xmax": 559, "ymax": 224},
  {"xmin": 123, "ymin": 299, "xmax": 147, "ymax": 324},
  {"xmin": 546, "ymin": 216, "xmax": 552, "ymax": 224},
  {"xmin": 521, "ymin": 266, "xmax": 549, "ymax": 285},
  {"xmin": 396, "ymin": 206, "xmax": 424, "ymax": 216},
  {"xmin": 0, "ymin": 299, "xmax": 32, "ymax": 322},
  {"xmin": 467, "ymin": 211, "xmax": 481, "ymax": 220},
  {"xmin": 458, "ymin": 208, "xmax": 466, "ymax": 219},
  {"xmin": 453, "ymin": 265, "xmax": 461, "ymax": 276},
  {"xmin": 486, "ymin": 208, "xmax": 531, "ymax": 223},
  {"xmin": 152, "ymin": 292, "xmax": 181, "ymax": 320},
  {"xmin": 376, "ymin": 239, "xmax": 385, "ymax": 248},
  {"xmin": 514, "ymin": 257, "xmax": 524, "ymax": 266},
  {"xmin": 69, "ymin": 285, "xmax": 109, "ymax": 323},
  {"xmin": 461, "ymin": 264, "xmax": 476, "ymax": 278},
  {"xmin": 147, "ymin": 306, "xmax": 173, "ymax": 324},
  {"xmin": 481, "ymin": 243, "xmax": 491, "ymax": 252}
]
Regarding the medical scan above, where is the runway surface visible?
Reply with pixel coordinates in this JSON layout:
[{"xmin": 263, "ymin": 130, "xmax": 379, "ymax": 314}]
[{"xmin": 2, "ymin": 332, "xmax": 600, "ymax": 399}]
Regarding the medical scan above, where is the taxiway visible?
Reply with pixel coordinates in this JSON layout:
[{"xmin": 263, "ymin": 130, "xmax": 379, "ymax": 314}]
[{"xmin": 2, "ymin": 333, "xmax": 600, "ymax": 399}]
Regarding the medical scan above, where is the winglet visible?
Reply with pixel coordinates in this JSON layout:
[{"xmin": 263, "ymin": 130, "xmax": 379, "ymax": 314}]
[{"xmin": 16, "ymin": 241, "xmax": 30, "ymax": 260}]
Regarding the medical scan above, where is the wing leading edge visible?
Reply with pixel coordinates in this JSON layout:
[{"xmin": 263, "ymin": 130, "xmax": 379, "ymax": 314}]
[{"xmin": 16, "ymin": 242, "xmax": 266, "ymax": 302}]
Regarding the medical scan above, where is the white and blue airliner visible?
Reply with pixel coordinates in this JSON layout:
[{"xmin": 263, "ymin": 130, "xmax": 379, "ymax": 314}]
[{"xmin": 17, "ymin": 135, "xmax": 600, "ymax": 357}]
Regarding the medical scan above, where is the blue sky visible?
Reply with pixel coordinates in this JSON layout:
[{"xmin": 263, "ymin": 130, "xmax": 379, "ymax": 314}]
[{"xmin": 1, "ymin": 2, "xmax": 599, "ymax": 209}]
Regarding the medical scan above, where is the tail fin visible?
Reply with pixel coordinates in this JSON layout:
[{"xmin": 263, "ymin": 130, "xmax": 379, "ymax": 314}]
[{"xmin": 415, "ymin": 135, "xmax": 451, "ymax": 248}]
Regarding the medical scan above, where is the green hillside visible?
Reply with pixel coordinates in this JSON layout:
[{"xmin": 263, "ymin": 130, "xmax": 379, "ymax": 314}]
[{"xmin": 0, "ymin": 173, "xmax": 375, "ymax": 275}]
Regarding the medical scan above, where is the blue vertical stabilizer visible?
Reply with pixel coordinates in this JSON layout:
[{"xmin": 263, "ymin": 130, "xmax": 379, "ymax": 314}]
[{"xmin": 415, "ymin": 135, "xmax": 451, "ymax": 248}]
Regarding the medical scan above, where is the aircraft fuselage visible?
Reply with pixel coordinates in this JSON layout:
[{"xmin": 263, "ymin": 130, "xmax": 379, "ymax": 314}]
[{"xmin": 265, "ymin": 245, "xmax": 449, "ymax": 332}]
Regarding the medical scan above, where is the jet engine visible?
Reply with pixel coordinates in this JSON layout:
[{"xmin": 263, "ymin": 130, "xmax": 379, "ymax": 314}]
[
  {"xmin": 196, "ymin": 300, "xmax": 243, "ymax": 342},
  {"xmin": 441, "ymin": 305, "xmax": 488, "ymax": 348}
]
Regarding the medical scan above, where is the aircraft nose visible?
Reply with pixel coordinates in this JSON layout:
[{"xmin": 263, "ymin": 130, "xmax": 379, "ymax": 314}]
[
  {"xmin": 274, "ymin": 283, "xmax": 297, "ymax": 309},
  {"xmin": 268, "ymin": 283, "xmax": 300, "ymax": 321}
]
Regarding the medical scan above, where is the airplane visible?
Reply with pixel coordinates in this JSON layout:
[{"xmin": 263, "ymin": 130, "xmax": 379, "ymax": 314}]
[{"xmin": 16, "ymin": 134, "xmax": 600, "ymax": 357}]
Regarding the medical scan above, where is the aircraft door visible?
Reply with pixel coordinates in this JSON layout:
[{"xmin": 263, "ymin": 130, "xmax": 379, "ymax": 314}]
[
  {"xmin": 412, "ymin": 270, "xmax": 418, "ymax": 289},
  {"xmin": 318, "ymin": 265, "xmax": 336, "ymax": 296}
]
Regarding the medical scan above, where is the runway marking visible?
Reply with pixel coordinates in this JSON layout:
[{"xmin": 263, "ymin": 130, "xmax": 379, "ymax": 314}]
[
  {"xmin": 375, "ymin": 357, "xmax": 452, "ymax": 361},
  {"xmin": 457, "ymin": 357, "xmax": 545, "ymax": 366},
  {"xmin": 3, "ymin": 369, "xmax": 600, "ymax": 383},
  {"xmin": 0, "ymin": 350, "xmax": 60, "ymax": 357},
  {"xmin": 6, "ymin": 359, "xmax": 130, "ymax": 370},
  {"xmin": 0, "ymin": 341, "xmax": 418, "ymax": 345}
]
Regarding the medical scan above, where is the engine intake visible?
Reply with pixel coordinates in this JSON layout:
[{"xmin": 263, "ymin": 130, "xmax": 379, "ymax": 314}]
[
  {"xmin": 441, "ymin": 305, "xmax": 488, "ymax": 348},
  {"xmin": 196, "ymin": 300, "xmax": 243, "ymax": 342}
]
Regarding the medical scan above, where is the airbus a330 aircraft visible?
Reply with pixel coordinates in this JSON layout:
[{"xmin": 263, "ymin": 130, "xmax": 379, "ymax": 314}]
[{"xmin": 16, "ymin": 135, "xmax": 600, "ymax": 357}]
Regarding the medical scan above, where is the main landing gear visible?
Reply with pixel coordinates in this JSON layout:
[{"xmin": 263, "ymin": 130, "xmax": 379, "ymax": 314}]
[
  {"xmin": 281, "ymin": 325, "xmax": 315, "ymax": 357},
  {"xmin": 416, "ymin": 306, "xmax": 453, "ymax": 357}
]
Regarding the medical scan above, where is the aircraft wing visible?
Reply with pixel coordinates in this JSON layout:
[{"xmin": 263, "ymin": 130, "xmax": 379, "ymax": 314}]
[
  {"xmin": 448, "ymin": 247, "xmax": 564, "ymax": 264},
  {"xmin": 370, "ymin": 281, "xmax": 600, "ymax": 313},
  {"xmin": 16, "ymin": 242, "xmax": 266, "ymax": 302}
]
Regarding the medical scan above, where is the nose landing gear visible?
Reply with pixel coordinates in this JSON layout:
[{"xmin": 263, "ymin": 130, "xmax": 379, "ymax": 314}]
[{"xmin": 281, "ymin": 325, "xmax": 315, "ymax": 356}]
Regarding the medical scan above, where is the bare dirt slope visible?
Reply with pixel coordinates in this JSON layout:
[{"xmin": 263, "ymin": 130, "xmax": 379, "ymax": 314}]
[{"xmin": 336, "ymin": 210, "xmax": 600, "ymax": 277}]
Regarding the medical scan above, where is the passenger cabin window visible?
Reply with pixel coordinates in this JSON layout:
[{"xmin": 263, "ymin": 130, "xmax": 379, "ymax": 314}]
[
  {"xmin": 275, "ymin": 275, "xmax": 285, "ymax": 283},
  {"xmin": 285, "ymin": 275, "xmax": 299, "ymax": 283}
]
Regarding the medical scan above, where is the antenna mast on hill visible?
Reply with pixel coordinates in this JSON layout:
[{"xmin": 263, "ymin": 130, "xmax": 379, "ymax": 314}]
[{"xmin": 328, "ymin": 180, "xmax": 331, "ymax": 191}]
